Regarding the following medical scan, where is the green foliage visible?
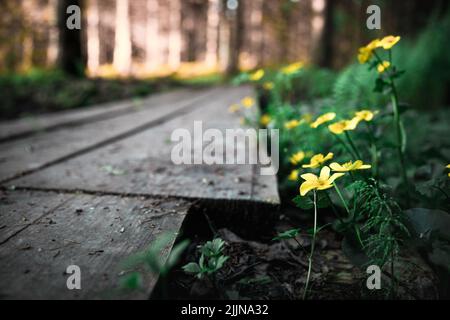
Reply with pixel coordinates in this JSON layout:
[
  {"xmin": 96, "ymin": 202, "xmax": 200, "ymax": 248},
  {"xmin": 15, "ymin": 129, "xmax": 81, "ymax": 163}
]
[
  {"xmin": 183, "ymin": 238, "xmax": 229, "ymax": 280},
  {"xmin": 272, "ymin": 228, "xmax": 301, "ymax": 241},
  {"xmin": 350, "ymin": 179, "xmax": 409, "ymax": 268},
  {"xmin": 120, "ymin": 232, "xmax": 189, "ymax": 290}
]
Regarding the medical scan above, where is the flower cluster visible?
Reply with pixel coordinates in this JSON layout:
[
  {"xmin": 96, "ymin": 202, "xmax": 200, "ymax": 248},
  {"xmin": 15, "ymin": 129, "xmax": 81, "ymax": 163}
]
[{"xmin": 358, "ymin": 35, "xmax": 401, "ymax": 64}]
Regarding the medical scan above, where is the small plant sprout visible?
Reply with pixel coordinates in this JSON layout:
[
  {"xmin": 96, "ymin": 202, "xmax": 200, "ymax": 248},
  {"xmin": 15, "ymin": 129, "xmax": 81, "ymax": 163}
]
[
  {"xmin": 120, "ymin": 232, "xmax": 189, "ymax": 296},
  {"xmin": 183, "ymin": 238, "xmax": 229, "ymax": 281}
]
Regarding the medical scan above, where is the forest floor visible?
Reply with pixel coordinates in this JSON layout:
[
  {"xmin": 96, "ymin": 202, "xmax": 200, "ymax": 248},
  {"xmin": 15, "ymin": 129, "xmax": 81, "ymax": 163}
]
[{"xmin": 162, "ymin": 204, "xmax": 439, "ymax": 300}]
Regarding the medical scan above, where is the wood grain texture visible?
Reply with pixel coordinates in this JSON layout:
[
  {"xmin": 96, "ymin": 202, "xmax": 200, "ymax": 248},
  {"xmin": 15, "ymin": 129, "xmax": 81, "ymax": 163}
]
[
  {"xmin": 8, "ymin": 86, "xmax": 279, "ymax": 206},
  {"xmin": 0, "ymin": 89, "xmax": 193, "ymax": 142},
  {"xmin": 0, "ymin": 190, "xmax": 190, "ymax": 300},
  {"xmin": 0, "ymin": 88, "xmax": 218, "ymax": 182},
  {"xmin": 0, "ymin": 86, "xmax": 280, "ymax": 299}
]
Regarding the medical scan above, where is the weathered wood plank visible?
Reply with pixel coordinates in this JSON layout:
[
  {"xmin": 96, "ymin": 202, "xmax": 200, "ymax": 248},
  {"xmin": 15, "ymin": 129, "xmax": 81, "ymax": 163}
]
[
  {"xmin": 0, "ymin": 88, "xmax": 219, "ymax": 182},
  {"xmin": 7, "ymin": 87, "xmax": 279, "ymax": 205},
  {"xmin": 0, "ymin": 89, "xmax": 193, "ymax": 142},
  {"xmin": 0, "ymin": 190, "xmax": 191, "ymax": 300}
]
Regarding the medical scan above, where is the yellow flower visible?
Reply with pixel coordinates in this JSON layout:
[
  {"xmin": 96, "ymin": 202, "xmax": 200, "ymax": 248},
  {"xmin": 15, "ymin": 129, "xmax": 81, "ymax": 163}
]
[
  {"xmin": 228, "ymin": 104, "xmax": 240, "ymax": 113},
  {"xmin": 303, "ymin": 153, "xmax": 334, "ymax": 169},
  {"xmin": 250, "ymin": 69, "xmax": 265, "ymax": 81},
  {"xmin": 328, "ymin": 117, "xmax": 360, "ymax": 135},
  {"xmin": 288, "ymin": 170, "xmax": 299, "ymax": 181},
  {"xmin": 241, "ymin": 97, "xmax": 255, "ymax": 109},
  {"xmin": 446, "ymin": 164, "xmax": 450, "ymax": 177},
  {"xmin": 284, "ymin": 119, "xmax": 302, "ymax": 130},
  {"xmin": 355, "ymin": 110, "xmax": 376, "ymax": 122},
  {"xmin": 330, "ymin": 160, "xmax": 372, "ymax": 172},
  {"xmin": 263, "ymin": 81, "xmax": 274, "ymax": 90},
  {"xmin": 358, "ymin": 39, "xmax": 382, "ymax": 64},
  {"xmin": 358, "ymin": 47, "xmax": 373, "ymax": 64},
  {"xmin": 299, "ymin": 166, "xmax": 345, "ymax": 196},
  {"xmin": 290, "ymin": 151, "xmax": 306, "ymax": 165},
  {"xmin": 282, "ymin": 61, "xmax": 304, "ymax": 75},
  {"xmin": 379, "ymin": 35, "xmax": 401, "ymax": 50},
  {"xmin": 377, "ymin": 61, "xmax": 391, "ymax": 73},
  {"xmin": 311, "ymin": 112, "xmax": 336, "ymax": 128},
  {"xmin": 239, "ymin": 117, "xmax": 246, "ymax": 125},
  {"xmin": 260, "ymin": 114, "xmax": 271, "ymax": 126}
]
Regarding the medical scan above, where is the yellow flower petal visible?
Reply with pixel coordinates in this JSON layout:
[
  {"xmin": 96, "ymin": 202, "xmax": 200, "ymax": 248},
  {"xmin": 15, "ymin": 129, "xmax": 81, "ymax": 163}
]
[
  {"xmin": 300, "ymin": 173, "xmax": 319, "ymax": 183},
  {"xmin": 323, "ymin": 153, "xmax": 334, "ymax": 162},
  {"xmin": 319, "ymin": 166, "xmax": 331, "ymax": 180},
  {"xmin": 311, "ymin": 113, "xmax": 336, "ymax": 129},
  {"xmin": 328, "ymin": 121, "xmax": 347, "ymax": 135},
  {"xmin": 329, "ymin": 162, "xmax": 344, "ymax": 172},
  {"xmin": 328, "ymin": 173, "xmax": 345, "ymax": 184},
  {"xmin": 290, "ymin": 151, "xmax": 306, "ymax": 165},
  {"xmin": 282, "ymin": 61, "xmax": 304, "ymax": 75},
  {"xmin": 260, "ymin": 114, "xmax": 271, "ymax": 126},
  {"xmin": 250, "ymin": 69, "xmax": 265, "ymax": 81},
  {"xmin": 285, "ymin": 119, "xmax": 302, "ymax": 130},
  {"xmin": 377, "ymin": 61, "xmax": 391, "ymax": 73},
  {"xmin": 288, "ymin": 170, "xmax": 299, "ymax": 181},
  {"xmin": 355, "ymin": 110, "xmax": 376, "ymax": 121},
  {"xmin": 379, "ymin": 36, "xmax": 401, "ymax": 50},
  {"xmin": 300, "ymin": 181, "xmax": 317, "ymax": 196},
  {"xmin": 316, "ymin": 184, "xmax": 334, "ymax": 191},
  {"xmin": 241, "ymin": 97, "xmax": 255, "ymax": 108}
]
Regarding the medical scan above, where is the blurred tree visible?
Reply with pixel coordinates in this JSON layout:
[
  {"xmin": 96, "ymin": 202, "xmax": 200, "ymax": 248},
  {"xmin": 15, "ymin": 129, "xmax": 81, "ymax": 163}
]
[
  {"xmin": 168, "ymin": 0, "xmax": 182, "ymax": 70},
  {"xmin": 87, "ymin": 0, "xmax": 100, "ymax": 75},
  {"xmin": 312, "ymin": 0, "xmax": 334, "ymax": 68},
  {"xmin": 205, "ymin": 0, "xmax": 220, "ymax": 67},
  {"xmin": 57, "ymin": 0, "xmax": 85, "ymax": 77},
  {"xmin": 146, "ymin": 0, "xmax": 160, "ymax": 71},
  {"xmin": 222, "ymin": 0, "xmax": 243, "ymax": 75},
  {"xmin": 113, "ymin": 0, "xmax": 132, "ymax": 76}
]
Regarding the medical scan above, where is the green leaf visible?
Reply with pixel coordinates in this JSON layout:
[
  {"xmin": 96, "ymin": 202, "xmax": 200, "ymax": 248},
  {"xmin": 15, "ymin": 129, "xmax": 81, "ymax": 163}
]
[
  {"xmin": 164, "ymin": 239, "xmax": 190, "ymax": 275},
  {"xmin": 182, "ymin": 262, "xmax": 201, "ymax": 274},
  {"xmin": 215, "ymin": 255, "xmax": 229, "ymax": 270},
  {"xmin": 120, "ymin": 272, "xmax": 143, "ymax": 290},
  {"xmin": 293, "ymin": 195, "xmax": 313, "ymax": 210},
  {"xmin": 273, "ymin": 228, "xmax": 301, "ymax": 241}
]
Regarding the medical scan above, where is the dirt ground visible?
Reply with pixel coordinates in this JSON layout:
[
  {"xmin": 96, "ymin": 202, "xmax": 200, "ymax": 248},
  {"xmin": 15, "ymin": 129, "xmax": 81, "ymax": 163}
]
[{"xmin": 160, "ymin": 205, "xmax": 439, "ymax": 300}]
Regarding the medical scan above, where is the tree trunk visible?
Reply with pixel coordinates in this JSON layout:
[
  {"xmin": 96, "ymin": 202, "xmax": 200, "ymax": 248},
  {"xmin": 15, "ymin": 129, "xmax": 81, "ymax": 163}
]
[
  {"xmin": 205, "ymin": 0, "xmax": 220, "ymax": 67},
  {"xmin": 57, "ymin": 0, "xmax": 85, "ymax": 77},
  {"xmin": 146, "ymin": 0, "xmax": 160, "ymax": 71},
  {"xmin": 310, "ymin": 0, "xmax": 334, "ymax": 68},
  {"xmin": 223, "ymin": 0, "xmax": 243, "ymax": 76},
  {"xmin": 168, "ymin": 0, "xmax": 182, "ymax": 71},
  {"xmin": 87, "ymin": 0, "xmax": 100, "ymax": 75},
  {"xmin": 113, "ymin": 0, "xmax": 132, "ymax": 76},
  {"xmin": 47, "ymin": 0, "xmax": 59, "ymax": 67}
]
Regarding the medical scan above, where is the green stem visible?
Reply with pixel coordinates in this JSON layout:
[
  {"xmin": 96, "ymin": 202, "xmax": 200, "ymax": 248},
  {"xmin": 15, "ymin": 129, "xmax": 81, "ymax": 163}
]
[
  {"xmin": 364, "ymin": 122, "xmax": 379, "ymax": 178},
  {"xmin": 334, "ymin": 183, "xmax": 364, "ymax": 248},
  {"xmin": 387, "ymin": 63, "xmax": 410, "ymax": 204},
  {"xmin": 335, "ymin": 134, "xmax": 358, "ymax": 160},
  {"xmin": 303, "ymin": 190, "xmax": 318, "ymax": 300},
  {"xmin": 345, "ymin": 131, "xmax": 362, "ymax": 160},
  {"xmin": 333, "ymin": 183, "xmax": 350, "ymax": 214}
]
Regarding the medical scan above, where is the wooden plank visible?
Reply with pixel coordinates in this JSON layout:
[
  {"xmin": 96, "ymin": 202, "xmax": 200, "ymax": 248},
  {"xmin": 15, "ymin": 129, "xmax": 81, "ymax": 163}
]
[
  {"xmin": 0, "ymin": 89, "xmax": 194, "ymax": 142},
  {"xmin": 0, "ymin": 190, "xmax": 191, "ymax": 300},
  {"xmin": 7, "ymin": 87, "xmax": 280, "ymax": 205},
  {"xmin": 0, "ymin": 88, "xmax": 219, "ymax": 182}
]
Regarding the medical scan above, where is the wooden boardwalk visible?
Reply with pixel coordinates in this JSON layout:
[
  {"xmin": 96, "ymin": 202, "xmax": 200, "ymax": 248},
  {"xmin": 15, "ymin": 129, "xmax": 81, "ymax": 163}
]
[{"xmin": 0, "ymin": 86, "xmax": 279, "ymax": 300}]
